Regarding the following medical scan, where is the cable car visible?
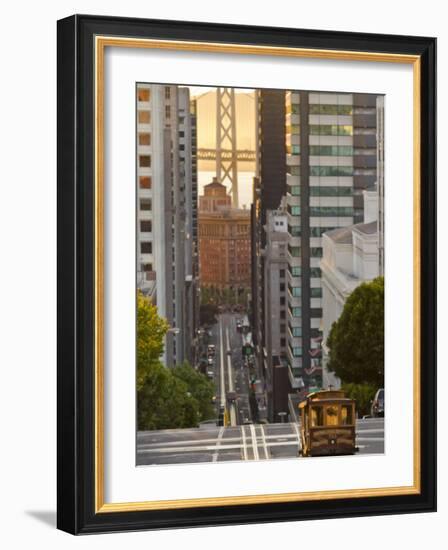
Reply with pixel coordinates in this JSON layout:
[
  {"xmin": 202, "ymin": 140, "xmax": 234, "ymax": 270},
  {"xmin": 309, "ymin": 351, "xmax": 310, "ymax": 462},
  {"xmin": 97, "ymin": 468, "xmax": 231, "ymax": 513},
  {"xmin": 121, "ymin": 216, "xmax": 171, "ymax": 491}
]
[{"xmin": 298, "ymin": 390, "xmax": 357, "ymax": 457}]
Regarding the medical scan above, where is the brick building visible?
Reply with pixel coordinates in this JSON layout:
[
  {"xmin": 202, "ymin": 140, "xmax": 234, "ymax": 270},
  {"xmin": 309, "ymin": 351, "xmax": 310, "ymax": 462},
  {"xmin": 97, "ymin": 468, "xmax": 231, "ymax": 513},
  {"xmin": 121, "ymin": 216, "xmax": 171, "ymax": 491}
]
[{"xmin": 199, "ymin": 180, "xmax": 251, "ymax": 290}]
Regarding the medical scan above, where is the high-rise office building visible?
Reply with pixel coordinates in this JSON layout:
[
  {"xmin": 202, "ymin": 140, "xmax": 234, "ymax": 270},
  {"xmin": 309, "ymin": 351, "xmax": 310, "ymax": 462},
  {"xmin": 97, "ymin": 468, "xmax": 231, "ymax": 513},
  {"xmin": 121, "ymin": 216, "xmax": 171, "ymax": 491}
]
[
  {"xmin": 251, "ymin": 90, "xmax": 287, "ymax": 378},
  {"xmin": 285, "ymin": 91, "xmax": 379, "ymax": 391},
  {"xmin": 136, "ymin": 83, "xmax": 197, "ymax": 367}
]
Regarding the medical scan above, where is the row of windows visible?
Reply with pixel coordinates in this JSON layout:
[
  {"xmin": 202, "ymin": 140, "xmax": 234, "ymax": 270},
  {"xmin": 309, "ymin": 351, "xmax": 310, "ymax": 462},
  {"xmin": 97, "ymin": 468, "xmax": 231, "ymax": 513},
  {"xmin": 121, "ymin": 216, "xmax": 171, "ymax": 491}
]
[
  {"xmin": 310, "ymin": 166, "xmax": 354, "ymax": 177},
  {"xmin": 310, "ymin": 145, "xmax": 354, "ymax": 156},
  {"xmin": 310, "ymin": 125, "xmax": 353, "ymax": 136},
  {"xmin": 309, "ymin": 104, "xmax": 353, "ymax": 115},
  {"xmin": 286, "ymin": 103, "xmax": 300, "ymax": 115},
  {"xmin": 287, "ymin": 145, "xmax": 355, "ymax": 157},
  {"xmin": 311, "ymin": 247, "xmax": 323, "ymax": 258},
  {"xmin": 309, "ymin": 186, "xmax": 352, "ymax": 197},
  {"xmin": 287, "ymin": 124, "xmax": 353, "ymax": 136},
  {"xmin": 311, "ymin": 287, "xmax": 323, "ymax": 298},
  {"xmin": 310, "ymin": 206, "xmax": 354, "ymax": 217},
  {"xmin": 289, "ymin": 265, "xmax": 301, "ymax": 277}
]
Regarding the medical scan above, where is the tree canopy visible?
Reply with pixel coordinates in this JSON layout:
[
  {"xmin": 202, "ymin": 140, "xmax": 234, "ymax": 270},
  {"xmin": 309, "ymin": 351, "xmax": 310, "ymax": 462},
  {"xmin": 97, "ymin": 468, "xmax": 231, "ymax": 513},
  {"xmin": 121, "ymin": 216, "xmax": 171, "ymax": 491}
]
[
  {"xmin": 137, "ymin": 292, "xmax": 215, "ymax": 431},
  {"xmin": 327, "ymin": 276, "xmax": 384, "ymax": 388}
]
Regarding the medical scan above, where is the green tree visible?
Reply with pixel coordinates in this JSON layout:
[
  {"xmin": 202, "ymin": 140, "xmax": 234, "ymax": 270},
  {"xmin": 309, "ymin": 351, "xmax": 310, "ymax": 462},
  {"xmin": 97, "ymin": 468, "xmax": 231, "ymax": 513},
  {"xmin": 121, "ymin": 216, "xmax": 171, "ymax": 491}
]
[
  {"xmin": 137, "ymin": 292, "xmax": 201, "ymax": 430},
  {"xmin": 137, "ymin": 291, "xmax": 169, "ymax": 391},
  {"xmin": 327, "ymin": 277, "xmax": 384, "ymax": 388},
  {"xmin": 172, "ymin": 363, "xmax": 215, "ymax": 421},
  {"xmin": 341, "ymin": 382, "xmax": 377, "ymax": 417}
]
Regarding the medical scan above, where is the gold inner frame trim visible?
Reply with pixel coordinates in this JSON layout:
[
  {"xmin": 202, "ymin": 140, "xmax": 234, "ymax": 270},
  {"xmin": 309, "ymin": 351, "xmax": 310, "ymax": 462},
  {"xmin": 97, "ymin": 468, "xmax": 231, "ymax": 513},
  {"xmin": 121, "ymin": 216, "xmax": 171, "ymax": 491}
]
[{"xmin": 94, "ymin": 35, "xmax": 421, "ymax": 513}]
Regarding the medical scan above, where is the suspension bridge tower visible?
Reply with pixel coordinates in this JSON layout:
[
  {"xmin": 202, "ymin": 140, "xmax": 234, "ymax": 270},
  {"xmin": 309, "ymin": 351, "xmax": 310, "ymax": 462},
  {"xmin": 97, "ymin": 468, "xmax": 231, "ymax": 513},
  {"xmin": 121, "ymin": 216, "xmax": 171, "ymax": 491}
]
[{"xmin": 215, "ymin": 87, "xmax": 239, "ymax": 207}]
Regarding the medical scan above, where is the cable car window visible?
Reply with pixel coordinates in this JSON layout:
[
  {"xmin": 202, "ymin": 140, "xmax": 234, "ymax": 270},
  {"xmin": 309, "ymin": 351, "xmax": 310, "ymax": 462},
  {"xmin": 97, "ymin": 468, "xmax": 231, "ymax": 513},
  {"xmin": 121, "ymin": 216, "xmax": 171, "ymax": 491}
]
[
  {"xmin": 341, "ymin": 405, "xmax": 353, "ymax": 425},
  {"xmin": 310, "ymin": 406, "xmax": 324, "ymax": 426},
  {"xmin": 325, "ymin": 405, "xmax": 339, "ymax": 426}
]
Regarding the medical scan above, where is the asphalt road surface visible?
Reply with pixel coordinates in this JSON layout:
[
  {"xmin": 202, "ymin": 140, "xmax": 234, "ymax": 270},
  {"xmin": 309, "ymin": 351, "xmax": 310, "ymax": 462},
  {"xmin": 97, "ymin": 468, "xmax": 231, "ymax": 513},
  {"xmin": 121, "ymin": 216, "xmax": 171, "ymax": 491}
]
[
  {"xmin": 136, "ymin": 418, "xmax": 384, "ymax": 465},
  {"xmin": 136, "ymin": 312, "xmax": 384, "ymax": 466}
]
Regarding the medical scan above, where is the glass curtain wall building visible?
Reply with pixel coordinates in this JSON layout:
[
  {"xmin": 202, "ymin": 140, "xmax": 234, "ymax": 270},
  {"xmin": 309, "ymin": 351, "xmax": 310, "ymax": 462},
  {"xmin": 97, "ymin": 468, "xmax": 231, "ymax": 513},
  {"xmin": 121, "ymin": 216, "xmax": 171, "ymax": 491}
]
[{"xmin": 285, "ymin": 91, "xmax": 376, "ymax": 391}]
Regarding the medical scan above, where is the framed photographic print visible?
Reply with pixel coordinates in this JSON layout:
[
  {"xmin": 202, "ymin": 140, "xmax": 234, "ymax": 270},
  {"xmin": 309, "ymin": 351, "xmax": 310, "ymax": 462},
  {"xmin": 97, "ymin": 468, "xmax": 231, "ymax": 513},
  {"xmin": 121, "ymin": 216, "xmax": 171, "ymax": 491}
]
[{"xmin": 57, "ymin": 14, "xmax": 436, "ymax": 534}]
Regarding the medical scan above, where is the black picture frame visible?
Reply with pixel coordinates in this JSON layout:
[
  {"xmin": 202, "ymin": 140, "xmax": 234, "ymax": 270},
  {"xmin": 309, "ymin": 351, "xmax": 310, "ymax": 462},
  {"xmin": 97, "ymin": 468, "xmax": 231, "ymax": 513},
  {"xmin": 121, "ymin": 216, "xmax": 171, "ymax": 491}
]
[{"xmin": 57, "ymin": 14, "xmax": 436, "ymax": 535}]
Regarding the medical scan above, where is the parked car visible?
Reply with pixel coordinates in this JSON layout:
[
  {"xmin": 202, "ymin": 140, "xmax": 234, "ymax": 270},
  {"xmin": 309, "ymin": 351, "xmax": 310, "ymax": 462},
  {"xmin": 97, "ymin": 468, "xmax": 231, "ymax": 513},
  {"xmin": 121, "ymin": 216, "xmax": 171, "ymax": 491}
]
[{"xmin": 371, "ymin": 388, "xmax": 385, "ymax": 417}]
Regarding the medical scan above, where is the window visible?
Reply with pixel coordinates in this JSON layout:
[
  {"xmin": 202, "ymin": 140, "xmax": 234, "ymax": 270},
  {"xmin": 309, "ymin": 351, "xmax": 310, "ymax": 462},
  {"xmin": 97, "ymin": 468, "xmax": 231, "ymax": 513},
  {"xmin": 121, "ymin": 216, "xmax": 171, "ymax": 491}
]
[
  {"xmin": 140, "ymin": 199, "xmax": 152, "ymax": 211},
  {"xmin": 280, "ymin": 283, "xmax": 285, "ymax": 292},
  {"xmin": 311, "ymin": 287, "xmax": 322, "ymax": 298},
  {"xmin": 325, "ymin": 405, "xmax": 339, "ymax": 426},
  {"xmin": 310, "ymin": 267, "xmax": 321, "ymax": 278},
  {"xmin": 165, "ymin": 105, "xmax": 171, "ymax": 119},
  {"xmin": 286, "ymin": 124, "xmax": 300, "ymax": 134},
  {"xmin": 288, "ymin": 225, "xmax": 301, "ymax": 237},
  {"xmin": 139, "ymin": 176, "xmax": 152, "ymax": 189},
  {"xmin": 287, "ymin": 205, "xmax": 301, "ymax": 216},
  {"xmin": 280, "ymin": 324, "xmax": 286, "ymax": 334},
  {"xmin": 287, "ymin": 185, "xmax": 301, "ymax": 196},
  {"xmin": 287, "ymin": 165, "xmax": 301, "ymax": 176},
  {"xmin": 310, "ymin": 166, "xmax": 354, "ymax": 177},
  {"xmin": 291, "ymin": 346, "xmax": 302, "ymax": 357},
  {"xmin": 139, "ymin": 133, "xmax": 151, "ymax": 146},
  {"xmin": 288, "ymin": 245, "xmax": 301, "ymax": 257},
  {"xmin": 140, "ymin": 221, "xmax": 152, "ymax": 233},
  {"xmin": 279, "ymin": 269, "xmax": 285, "ymax": 278},
  {"xmin": 142, "ymin": 263, "xmax": 152, "ymax": 272},
  {"xmin": 280, "ymin": 337, "xmax": 286, "ymax": 347},
  {"xmin": 287, "ymin": 144, "xmax": 301, "ymax": 155},
  {"xmin": 141, "ymin": 242, "xmax": 152, "ymax": 254},
  {"xmin": 138, "ymin": 110, "xmax": 150, "ymax": 124},
  {"xmin": 290, "ymin": 325, "xmax": 302, "ymax": 337},
  {"xmin": 311, "ymin": 308, "xmax": 323, "ymax": 318},
  {"xmin": 311, "ymin": 406, "xmax": 324, "ymax": 427},
  {"xmin": 290, "ymin": 306, "xmax": 302, "ymax": 317},
  {"xmin": 139, "ymin": 155, "xmax": 151, "ymax": 167},
  {"xmin": 280, "ymin": 297, "xmax": 286, "ymax": 306},
  {"xmin": 290, "ymin": 266, "xmax": 301, "ymax": 277},
  {"xmin": 289, "ymin": 286, "xmax": 301, "ymax": 297},
  {"xmin": 310, "ymin": 247, "xmax": 323, "ymax": 258},
  {"xmin": 137, "ymin": 89, "xmax": 150, "ymax": 102},
  {"xmin": 280, "ymin": 311, "xmax": 286, "ymax": 320},
  {"xmin": 165, "ymin": 86, "xmax": 171, "ymax": 99},
  {"xmin": 341, "ymin": 405, "xmax": 353, "ymax": 425}
]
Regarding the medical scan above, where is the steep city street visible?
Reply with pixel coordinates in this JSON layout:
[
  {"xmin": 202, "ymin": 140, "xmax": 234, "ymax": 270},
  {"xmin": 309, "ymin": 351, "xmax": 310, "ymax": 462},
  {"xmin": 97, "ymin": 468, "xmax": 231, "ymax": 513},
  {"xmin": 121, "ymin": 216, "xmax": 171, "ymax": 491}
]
[{"xmin": 137, "ymin": 312, "xmax": 384, "ymax": 466}]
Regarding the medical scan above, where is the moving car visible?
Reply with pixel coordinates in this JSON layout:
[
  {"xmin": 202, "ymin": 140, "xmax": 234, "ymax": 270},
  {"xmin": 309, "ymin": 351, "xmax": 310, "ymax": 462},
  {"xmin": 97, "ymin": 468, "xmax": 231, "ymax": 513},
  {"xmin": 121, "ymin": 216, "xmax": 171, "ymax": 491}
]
[
  {"xmin": 371, "ymin": 388, "xmax": 385, "ymax": 417},
  {"xmin": 298, "ymin": 390, "xmax": 357, "ymax": 457}
]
